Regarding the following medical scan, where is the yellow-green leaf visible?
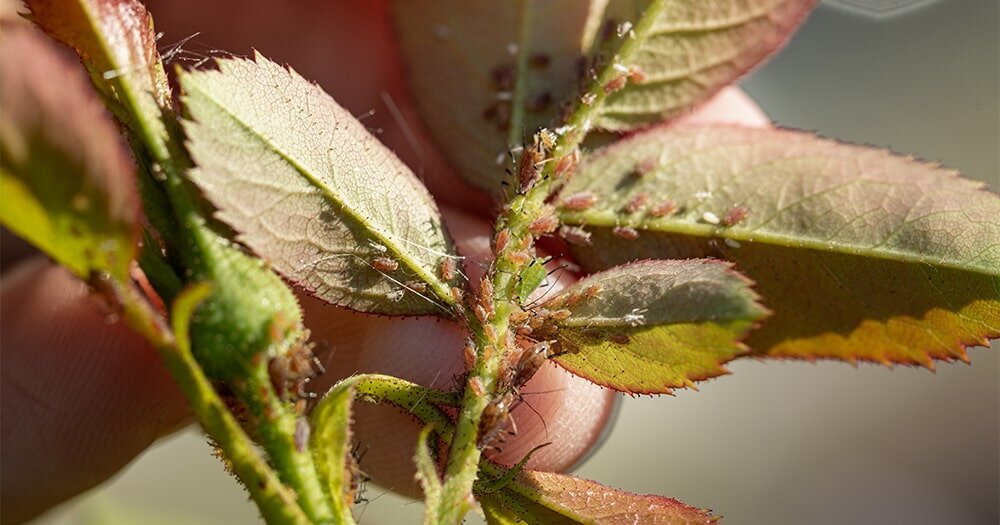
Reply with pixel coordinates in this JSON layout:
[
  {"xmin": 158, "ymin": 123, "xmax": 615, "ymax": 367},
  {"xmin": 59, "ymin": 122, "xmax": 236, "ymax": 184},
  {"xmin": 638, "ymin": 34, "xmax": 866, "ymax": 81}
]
[
  {"xmin": 179, "ymin": 53, "xmax": 462, "ymax": 317},
  {"xmin": 0, "ymin": 25, "xmax": 136, "ymax": 279},
  {"xmin": 559, "ymin": 124, "xmax": 1000, "ymax": 366},
  {"xmin": 310, "ymin": 381, "xmax": 359, "ymax": 525},
  {"xmin": 541, "ymin": 259, "xmax": 767, "ymax": 393},
  {"xmin": 478, "ymin": 466, "xmax": 718, "ymax": 524}
]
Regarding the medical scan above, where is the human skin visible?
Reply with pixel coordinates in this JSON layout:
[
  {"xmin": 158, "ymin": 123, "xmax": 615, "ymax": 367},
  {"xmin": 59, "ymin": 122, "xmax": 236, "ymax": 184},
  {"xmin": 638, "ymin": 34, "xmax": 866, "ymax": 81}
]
[{"xmin": 0, "ymin": 1, "xmax": 769, "ymax": 521}]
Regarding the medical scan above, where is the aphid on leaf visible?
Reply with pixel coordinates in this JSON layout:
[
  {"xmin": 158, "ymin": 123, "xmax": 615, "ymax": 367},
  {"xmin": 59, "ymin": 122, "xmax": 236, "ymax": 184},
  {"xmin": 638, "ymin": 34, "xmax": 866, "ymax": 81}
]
[
  {"xmin": 636, "ymin": 156, "xmax": 657, "ymax": 176},
  {"xmin": 450, "ymin": 286, "xmax": 465, "ymax": 304},
  {"xmin": 517, "ymin": 141, "xmax": 545, "ymax": 193},
  {"xmin": 405, "ymin": 281, "xmax": 427, "ymax": 294},
  {"xmin": 372, "ymin": 256, "xmax": 398, "ymax": 272},
  {"xmin": 723, "ymin": 205, "xmax": 749, "ymax": 226},
  {"xmin": 478, "ymin": 392, "xmax": 514, "ymax": 449},
  {"xmin": 608, "ymin": 332, "xmax": 631, "ymax": 345},
  {"xmin": 462, "ymin": 339, "xmax": 476, "ymax": 370},
  {"xmin": 474, "ymin": 304, "xmax": 489, "ymax": 324},
  {"xmin": 549, "ymin": 309, "xmax": 572, "ymax": 321},
  {"xmin": 440, "ymin": 258, "xmax": 457, "ymax": 281},
  {"xmin": 559, "ymin": 191, "xmax": 597, "ymax": 211},
  {"xmin": 483, "ymin": 324, "xmax": 497, "ymax": 342},
  {"xmin": 478, "ymin": 278, "xmax": 495, "ymax": 317},
  {"xmin": 626, "ymin": 65, "xmax": 646, "ymax": 84},
  {"xmin": 511, "ymin": 342, "xmax": 550, "ymax": 389},
  {"xmin": 529, "ymin": 53, "xmax": 551, "ymax": 68},
  {"xmin": 526, "ymin": 91, "xmax": 553, "ymax": 112},
  {"xmin": 469, "ymin": 376, "xmax": 485, "ymax": 397},
  {"xmin": 559, "ymin": 225, "xmax": 592, "ymax": 246},
  {"xmin": 507, "ymin": 250, "xmax": 532, "ymax": 265},
  {"xmin": 624, "ymin": 192, "xmax": 649, "ymax": 213},
  {"xmin": 702, "ymin": 211, "xmax": 722, "ymax": 225},
  {"xmin": 649, "ymin": 200, "xmax": 677, "ymax": 217},
  {"xmin": 612, "ymin": 226, "xmax": 639, "ymax": 240},
  {"xmin": 584, "ymin": 284, "xmax": 601, "ymax": 299}
]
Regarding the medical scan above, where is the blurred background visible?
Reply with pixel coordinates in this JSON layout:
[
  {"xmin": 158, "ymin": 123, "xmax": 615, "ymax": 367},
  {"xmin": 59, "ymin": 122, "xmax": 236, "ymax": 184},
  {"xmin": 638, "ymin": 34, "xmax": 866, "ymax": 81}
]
[{"xmin": 27, "ymin": 1, "xmax": 1000, "ymax": 524}]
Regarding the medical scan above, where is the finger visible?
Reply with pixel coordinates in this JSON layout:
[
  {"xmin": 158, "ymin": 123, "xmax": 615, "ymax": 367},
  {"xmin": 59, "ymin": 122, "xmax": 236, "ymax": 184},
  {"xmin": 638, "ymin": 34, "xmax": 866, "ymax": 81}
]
[
  {"xmin": 304, "ymin": 208, "xmax": 617, "ymax": 497},
  {"xmin": 0, "ymin": 258, "xmax": 189, "ymax": 524},
  {"xmin": 676, "ymin": 86, "xmax": 771, "ymax": 127}
]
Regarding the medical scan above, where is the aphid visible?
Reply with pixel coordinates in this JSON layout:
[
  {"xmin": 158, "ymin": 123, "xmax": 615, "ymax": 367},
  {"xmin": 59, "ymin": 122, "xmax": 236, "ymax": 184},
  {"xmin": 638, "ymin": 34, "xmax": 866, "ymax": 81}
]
[
  {"xmin": 563, "ymin": 290, "xmax": 585, "ymax": 308},
  {"xmin": 491, "ymin": 63, "xmax": 514, "ymax": 91},
  {"xmin": 405, "ymin": 281, "xmax": 427, "ymax": 294},
  {"xmin": 627, "ymin": 65, "xmax": 646, "ymax": 84},
  {"xmin": 494, "ymin": 228, "xmax": 510, "ymax": 253},
  {"xmin": 636, "ymin": 156, "xmax": 657, "ymax": 176},
  {"xmin": 553, "ymin": 149, "xmax": 580, "ymax": 180},
  {"xmin": 624, "ymin": 192, "xmax": 649, "ymax": 213},
  {"xmin": 603, "ymin": 75, "xmax": 627, "ymax": 94},
  {"xmin": 511, "ymin": 342, "xmax": 550, "ymax": 389},
  {"xmin": 584, "ymin": 284, "xmax": 601, "ymax": 299},
  {"xmin": 529, "ymin": 53, "xmax": 551, "ymax": 68},
  {"xmin": 507, "ymin": 250, "xmax": 532, "ymax": 265},
  {"xmin": 526, "ymin": 91, "xmax": 553, "ymax": 112},
  {"xmin": 509, "ymin": 308, "xmax": 529, "ymax": 325},
  {"xmin": 474, "ymin": 304, "xmax": 489, "ymax": 324},
  {"xmin": 559, "ymin": 225, "xmax": 592, "ymax": 246},
  {"xmin": 529, "ymin": 207, "xmax": 559, "ymax": 236},
  {"xmin": 559, "ymin": 191, "xmax": 598, "ymax": 211},
  {"xmin": 612, "ymin": 225, "xmax": 640, "ymax": 240},
  {"xmin": 580, "ymin": 92, "xmax": 597, "ymax": 106},
  {"xmin": 441, "ymin": 258, "xmax": 457, "ymax": 281},
  {"xmin": 549, "ymin": 308, "xmax": 572, "ymax": 321},
  {"xmin": 294, "ymin": 418, "xmax": 310, "ymax": 453},
  {"xmin": 723, "ymin": 205, "xmax": 749, "ymax": 227},
  {"xmin": 478, "ymin": 278, "xmax": 495, "ymax": 317},
  {"xmin": 702, "ymin": 211, "xmax": 721, "ymax": 225},
  {"xmin": 483, "ymin": 324, "xmax": 497, "ymax": 342},
  {"xmin": 372, "ymin": 256, "xmax": 398, "ymax": 272},
  {"xmin": 608, "ymin": 332, "xmax": 631, "ymax": 345},
  {"xmin": 724, "ymin": 238, "xmax": 742, "ymax": 249},
  {"xmin": 450, "ymin": 286, "xmax": 465, "ymax": 303},
  {"xmin": 469, "ymin": 377, "xmax": 485, "ymax": 396},
  {"xmin": 481, "ymin": 343, "xmax": 496, "ymax": 362},
  {"xmin": 478, "ymin": 393, "xmax": 514, "ymax": 449},
  {"xmin": 649, "ymin": 200, "xmax": 677, "ymax": 217},
  {"xmin": 517, "ymin": 141, "xmax": 544, "ymax": 193},
  {"xmin": 462, "ymin": 339, "xmax": 476, "ymax": 370}
]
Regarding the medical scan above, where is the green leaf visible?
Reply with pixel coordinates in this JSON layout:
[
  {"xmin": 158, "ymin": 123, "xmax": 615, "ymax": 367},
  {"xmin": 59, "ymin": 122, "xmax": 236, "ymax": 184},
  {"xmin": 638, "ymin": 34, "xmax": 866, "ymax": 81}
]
[
  {"xmin": 559, "ymin": 124, "xmax": 1000, "ymax": 366},
  {"xmin": 540, "ymin": 259, "xmax": 766, "ymax": 393},
  {"xmin": 478, "ymin": 466, "xmax": 719, "ymax": 525},
  {"xmin": 179, "ymin": 53, "xmax": 462, "ymax": 317},
  {"xmin": 586, "ymin": 0, "xmax": 815, "ymax": 131},
  {"xmin": 391, "ymin": 0, "xmax": 598, "ymax": 191},
  {"xmin": 0, "ymin": 26, "xmax": 137, "ymax": 280},
  {"xmin": 310, "ymin": 381, "xmax": 359, "ymax": 525}
]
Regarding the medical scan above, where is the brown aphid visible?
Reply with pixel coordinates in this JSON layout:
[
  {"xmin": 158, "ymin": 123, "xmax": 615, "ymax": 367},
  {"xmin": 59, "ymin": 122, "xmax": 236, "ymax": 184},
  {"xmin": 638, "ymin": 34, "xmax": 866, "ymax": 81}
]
[
  {"xmin": 584, "ymin": 284, "xmax": 602, "ymax": 299},
  {"xmin": 462, "ymin": 339, "xmax": 476, "ymax": 370},
  {"xmin": 510, "ymin": 308, "xmax": 529, "ymax": 325},
  {"xmin": 371, "ymin": 256, "xmax": 398, "ymax": 272},
  {"xmin": 526, "ymin": 91, "xmax": 553, "ymax": 112},
  {"xmin": 549, "ymin": 309, "xmax": 572, "ymax": 321},
  {"xmin": 636, "ymin": 156, "xmax": 657, "ymax": 176},
  {"xmin": 481, "ymin": 343, "xmax": 496, "ymax": 362},
  {"xmin": 440, "ymin": 258, "xmax": 457, "ymax": 281},
  {"xmin": 612, "ymin": 226, "xmax": 640, "ymax": 240},
  {"xmin": 563, "ymin": 291, "xmax": 585, "ymax": 308},
  {"xmin": 529, "ymin": 206, "xmax": 559, "ymax": 236},
  {"xmin": 507, "ymin": 250, "xmax": 532, "ymax": 265},
  {"xmin": 723, "ymin": 205, "xmax": 750, "ymax": 226},
  {"xmin": 559, "ymin": 191, "xmax": 598, "ymax": 211},
  {"xmin": 559, "ymin": 225, "xmax": 592, "ymax": 246},
  {"xmin": 478, "ymin": 393, "xmax": 514, "ymax": 448},
  {"xmin": 624, "ymin": 192, "xmax": 649, "ymax": 214},
  {"xmin": 608, "ymin": 332, "xmax": 631, "ymax": 345},
  {"xmin": 450, "ymin": 286, "xmax": 465, "ymax": 304},
  {"xmin": 517, "ymin": 141, "xmax": 544, "ymax": 193},
  {"xmin": 491, "ymin": 63, "xmax": 514, "ymax": 91},
  {"xmin": 494, "ymin": 228, "xmax": 510, "ymax": 253},
  {"xmin": 603, "ymin": 75, "xmax": 627, "ymax": 94},
  {"xmin": 529, "ymin": 53, "xmax": 551, "ymax": 68},
  {"xmin": 553, "ymin": 149, "xmax": 580, "ymax": 180},
  {"xmin": 468, "ymin": 376, "xmax": 485, "ymax": 396},
  {"xmin": 512, "ymin": 342, "xmax": 550, "ymax": 388},
  {"xmin": 627, "ymin": 65, "xmax": 647, "ymax": 84},
  {"xmin": 649, "ymin": 200, "xmax": 677, "ymax": 218},
  {"xmin": 474, "ymin": 304, "xmax": 489, "ymax": 324},
  {"xmin": 483, "ymin": 324, "xmax": 497, "ymax": 342},
  {"xmin": 405, "ymin": 281, "xmax": 427, "ymax": 294}
]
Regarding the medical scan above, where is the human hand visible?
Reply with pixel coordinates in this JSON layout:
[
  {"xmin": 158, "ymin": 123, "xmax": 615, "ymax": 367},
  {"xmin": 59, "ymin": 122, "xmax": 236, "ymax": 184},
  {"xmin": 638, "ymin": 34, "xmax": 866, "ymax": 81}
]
[{"xmin": 0, "ymin": 1, "xmax": 769, "ymax": 521}]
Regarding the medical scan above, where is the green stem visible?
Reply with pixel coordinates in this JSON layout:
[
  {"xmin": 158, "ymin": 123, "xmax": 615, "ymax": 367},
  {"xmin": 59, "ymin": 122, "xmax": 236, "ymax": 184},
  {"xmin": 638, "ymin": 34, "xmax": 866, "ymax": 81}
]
[
  {"xmin": 432, "ymin": 3, "xmax": 666, "ymax": 523},
  {"xmin": 97, "ymin": 279, "xmax": 310, "ymax": 525}
]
